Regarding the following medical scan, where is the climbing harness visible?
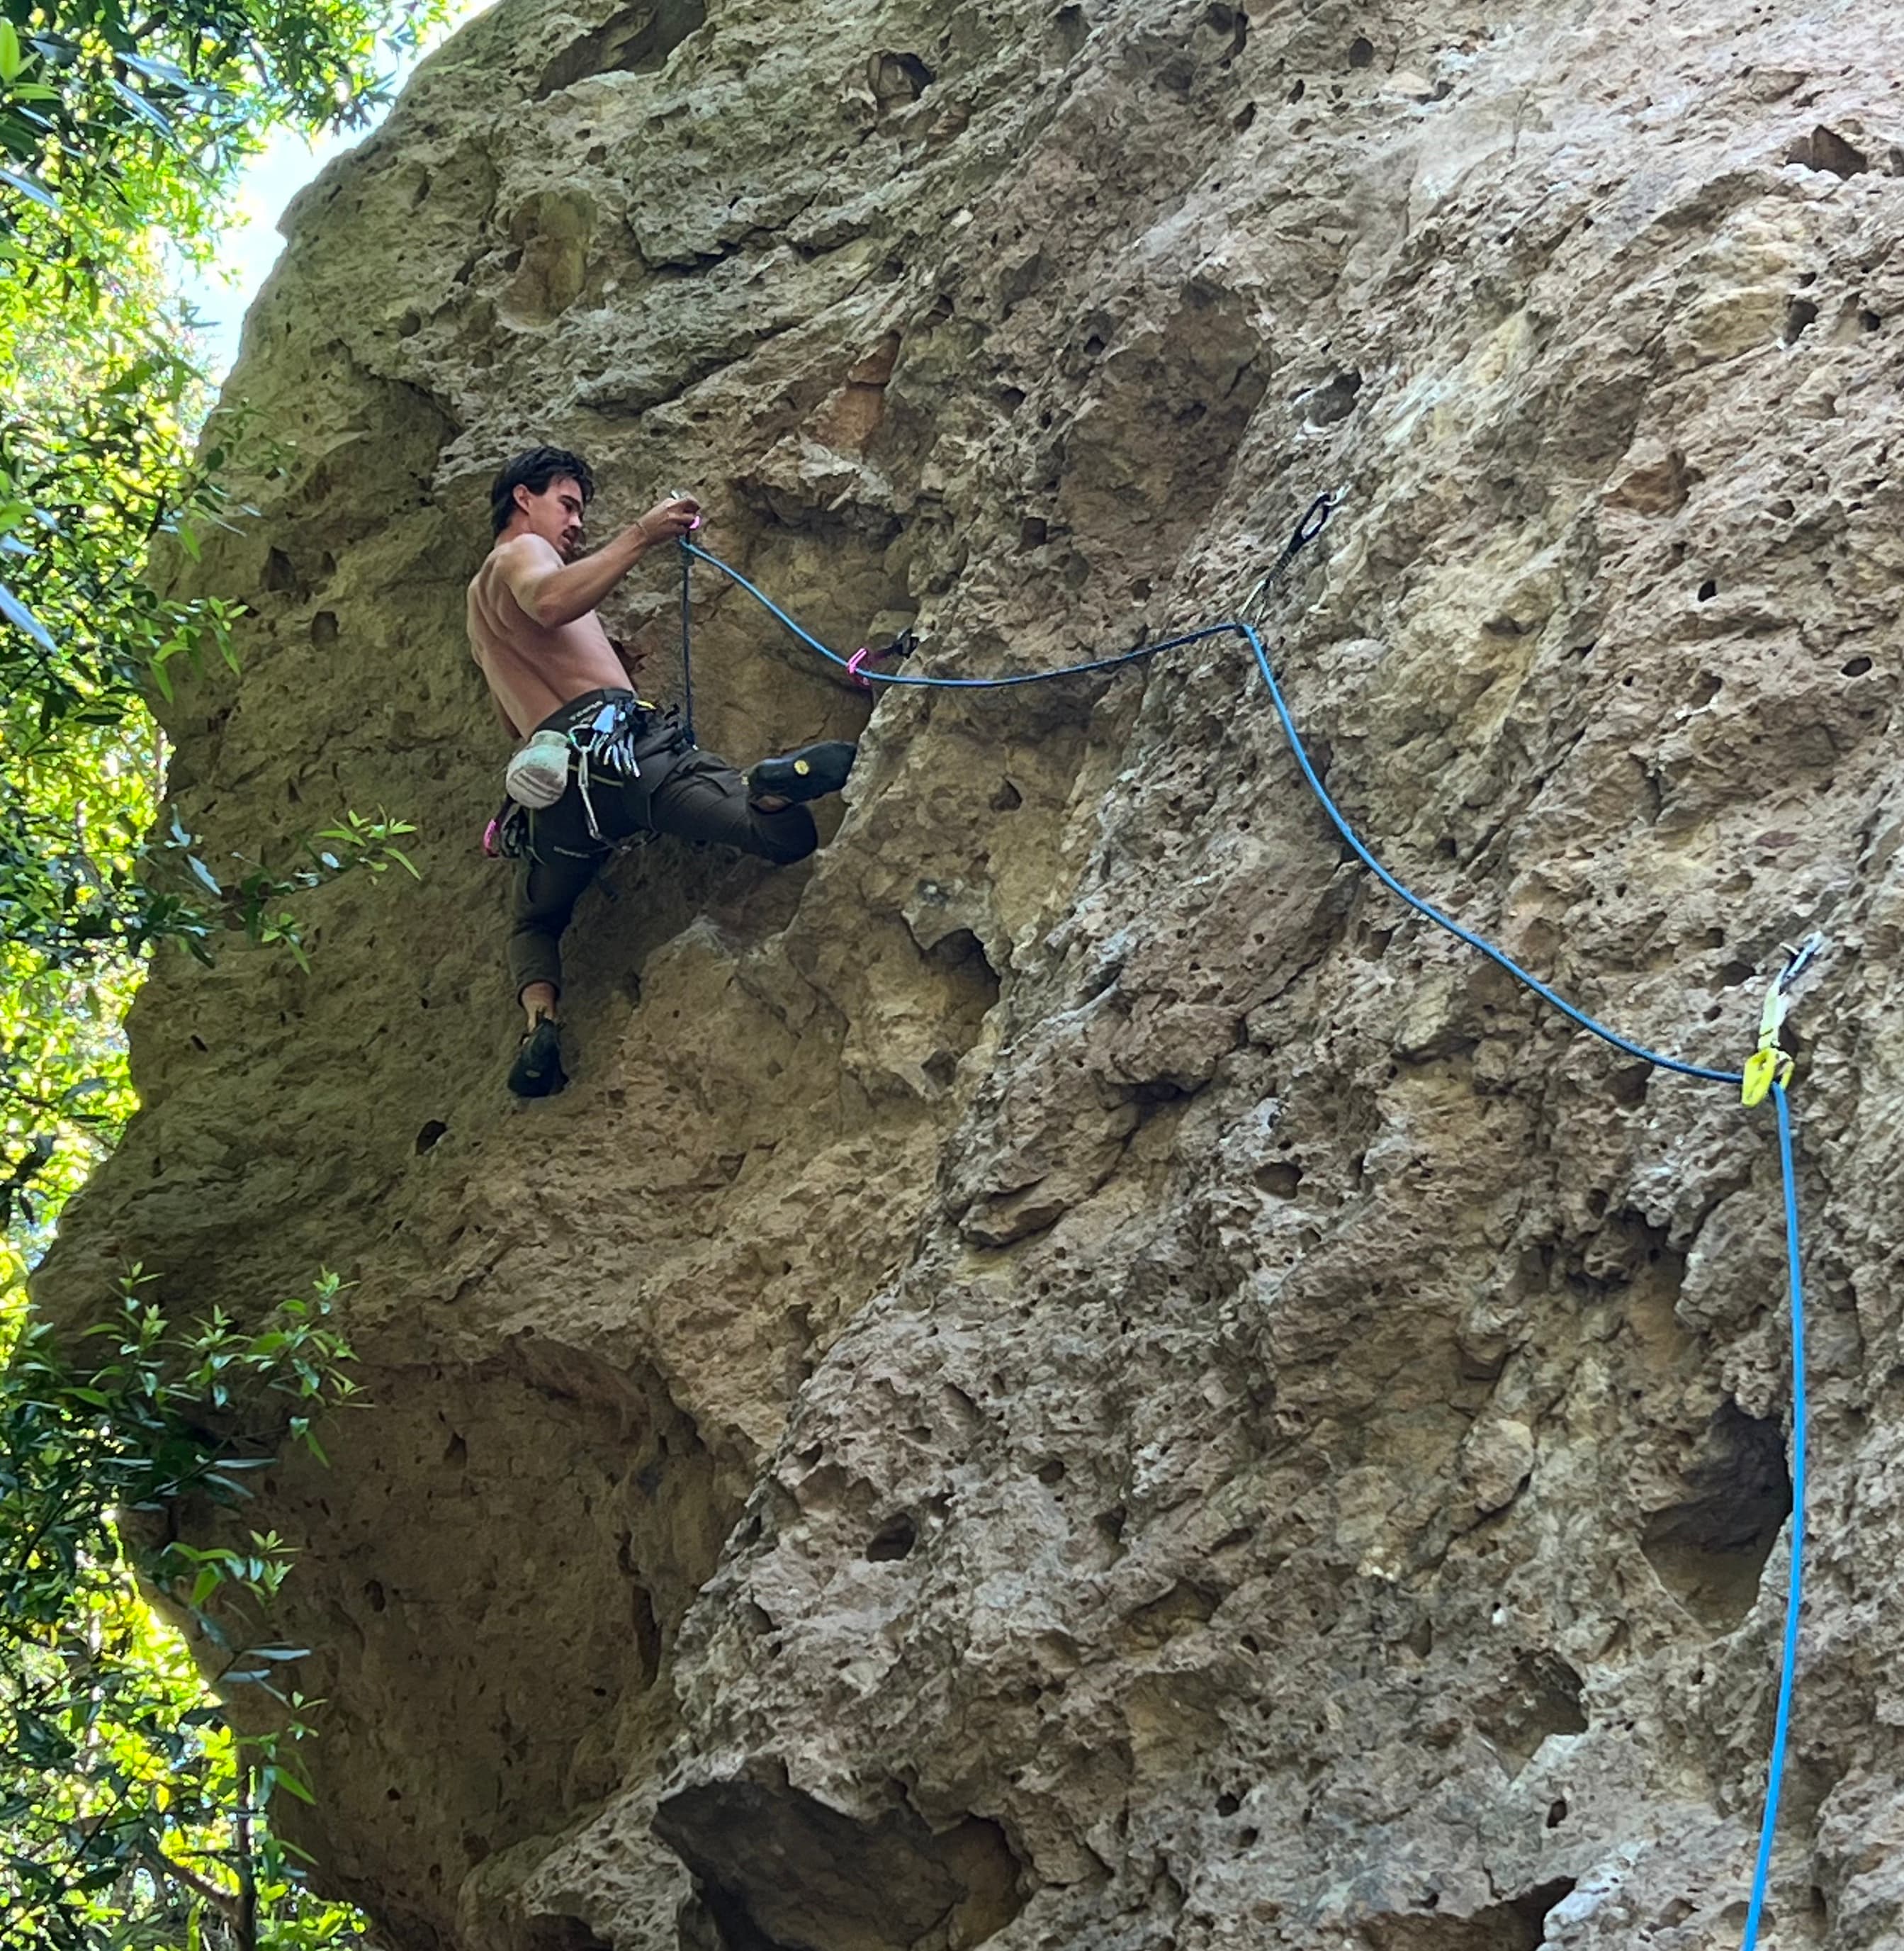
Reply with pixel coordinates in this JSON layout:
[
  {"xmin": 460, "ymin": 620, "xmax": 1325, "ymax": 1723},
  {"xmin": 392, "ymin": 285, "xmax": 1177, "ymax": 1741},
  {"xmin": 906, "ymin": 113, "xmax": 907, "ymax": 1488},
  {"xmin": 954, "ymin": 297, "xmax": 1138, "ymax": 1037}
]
[
  {"xmin": 483, "ymin": 799, "xmax": 530, "ymax": 860},
  {"xmin": 675, "ymin": 494, "xmax": 1820, "ymax": 1947},
  {"xmin": 480, "ymin": 694, "xmax": 695, "ymax": 858}
]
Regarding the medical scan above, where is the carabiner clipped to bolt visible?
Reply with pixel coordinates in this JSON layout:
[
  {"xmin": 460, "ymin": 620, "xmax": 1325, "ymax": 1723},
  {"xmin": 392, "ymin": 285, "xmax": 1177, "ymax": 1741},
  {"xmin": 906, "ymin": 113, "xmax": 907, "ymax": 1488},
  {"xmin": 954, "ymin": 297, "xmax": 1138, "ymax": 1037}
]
[
  {"xmin": 1238, "ymin": 487, "xmax": 1346, "ymax": 626},
  {"xmin": 1741, "ymin": 931, "xmax": 1828, "ymax": 1107}
]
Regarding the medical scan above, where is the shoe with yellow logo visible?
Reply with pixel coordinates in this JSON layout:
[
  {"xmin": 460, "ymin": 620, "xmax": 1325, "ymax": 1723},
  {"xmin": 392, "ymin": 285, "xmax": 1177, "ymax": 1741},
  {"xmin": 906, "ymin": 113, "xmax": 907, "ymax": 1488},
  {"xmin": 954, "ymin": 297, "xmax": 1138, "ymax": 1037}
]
[{"xmin": 747, "ymin": 741, "xmax": 856, "ymax": 809}]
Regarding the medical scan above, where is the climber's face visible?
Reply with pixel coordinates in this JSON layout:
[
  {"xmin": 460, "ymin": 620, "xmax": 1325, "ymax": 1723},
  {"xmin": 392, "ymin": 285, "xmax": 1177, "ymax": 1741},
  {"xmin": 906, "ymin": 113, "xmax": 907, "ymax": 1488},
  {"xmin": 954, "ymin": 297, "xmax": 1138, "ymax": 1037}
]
[{"xmin": 513, "ymin": 476, "xmax": 587, "ymax": 560}]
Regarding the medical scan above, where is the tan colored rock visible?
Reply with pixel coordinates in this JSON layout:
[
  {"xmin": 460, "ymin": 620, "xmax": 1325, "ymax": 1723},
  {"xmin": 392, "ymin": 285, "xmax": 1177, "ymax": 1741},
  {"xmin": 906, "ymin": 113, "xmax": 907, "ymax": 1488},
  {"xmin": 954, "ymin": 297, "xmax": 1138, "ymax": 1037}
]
[{"xmin": 33, "ymin": 0, "xmax": 1904, "ymax": 1945}]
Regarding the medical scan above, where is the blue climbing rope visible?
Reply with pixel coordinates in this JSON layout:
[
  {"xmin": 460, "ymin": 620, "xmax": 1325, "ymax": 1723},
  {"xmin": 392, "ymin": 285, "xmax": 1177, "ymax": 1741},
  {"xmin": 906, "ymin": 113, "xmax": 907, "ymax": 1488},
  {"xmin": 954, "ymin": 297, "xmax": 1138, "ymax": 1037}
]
[
  {"xmin": 682, "ymin": 539, "xmax": 1182, "ymax": 687},
  {"xmin": 682, "ymin": 532, "xmax": 1737, "ymax": 1081},
  {"xmin": 1740, "ymin": 1077, "xmax": 1808, "ymax": 1951},
  {"xmin": 681, "ymin": 505, "xmax": 1813, "ymax": 1937},
  {"xmin": 1231, "ymin": 616, "xmax": 1742, "ymax": 1086}
]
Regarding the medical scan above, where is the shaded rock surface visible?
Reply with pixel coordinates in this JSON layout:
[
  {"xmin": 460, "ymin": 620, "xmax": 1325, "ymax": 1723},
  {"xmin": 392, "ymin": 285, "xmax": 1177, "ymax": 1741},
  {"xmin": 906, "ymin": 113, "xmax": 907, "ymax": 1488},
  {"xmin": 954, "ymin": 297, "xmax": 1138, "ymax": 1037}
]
[{"xmin": 33, "ymin": 0, "xmax": 1904, "ymax": 1945}]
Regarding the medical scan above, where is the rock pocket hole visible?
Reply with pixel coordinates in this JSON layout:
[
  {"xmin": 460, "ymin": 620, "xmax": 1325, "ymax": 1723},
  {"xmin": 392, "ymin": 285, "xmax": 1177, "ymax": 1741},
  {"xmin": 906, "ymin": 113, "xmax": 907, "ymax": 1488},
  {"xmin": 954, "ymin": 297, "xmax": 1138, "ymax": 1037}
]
[
  {"xmin": 1641, "ymin": 1400, "xmax": 1792, "ymax": 1628},
  {"xmin": 1256, "ymin": 1161, "xmax": 1304, "ymax": 1197},
  {"xmin": 1842, "ymin": 656, "xmax": 1874, "ymax": 677},
  {"xmin": 1783, "ymin": 297, "xmax": 1820, "ymax": 344},
  {"xmin": 657, "ymin": 1774, "xmax": 1025, "ymax": 1951},
  {"xmin": 1697, "ymin": 578, "xmax": 1718, "ymax": 602},
  {"xmin": 866, "ymin": 1514, "xmax": 918, "ymax": 1561},
  {"xmin": 1305, "ymin": 369, "xmax": 1363, "ymax": 425},
  {"xmin": 1791, "ymin": 125, "xmax": 1869, "ymax": 177},
  {"xmin": 415, "ymin": 1120, "xmax": 449, "ymax": 1154},
  {"xmin": 1475, "ymin": 1652, "xmax": 1587, "ymax": 1772},
  {"xmin": 1363, "ymin": 1877, "xmax": 1578, "ymax": 1951},
  {"xmin": 535, "ymin": 0, "xmax": 708, "ymax": 96},
  {"xmin": 1347, "ymin": 33, "xmax": 1374, "ymax": 67}
]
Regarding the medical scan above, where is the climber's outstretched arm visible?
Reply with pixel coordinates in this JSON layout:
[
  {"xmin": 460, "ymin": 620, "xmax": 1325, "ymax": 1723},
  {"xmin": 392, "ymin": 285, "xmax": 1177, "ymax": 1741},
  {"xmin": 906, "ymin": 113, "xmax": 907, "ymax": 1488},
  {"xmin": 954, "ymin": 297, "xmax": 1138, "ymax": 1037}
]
[{"xmin": 499, "ymin": 495, "xmax": 701, "ymax": 630}]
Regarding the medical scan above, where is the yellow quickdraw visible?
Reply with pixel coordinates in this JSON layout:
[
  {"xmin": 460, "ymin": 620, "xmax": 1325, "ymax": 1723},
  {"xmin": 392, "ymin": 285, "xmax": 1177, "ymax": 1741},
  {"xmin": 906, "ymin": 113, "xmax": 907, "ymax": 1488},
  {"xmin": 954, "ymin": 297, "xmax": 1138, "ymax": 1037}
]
[{"xmin": 1742, "ymin": 934, "xmax": 1825, "ymax": 1106}]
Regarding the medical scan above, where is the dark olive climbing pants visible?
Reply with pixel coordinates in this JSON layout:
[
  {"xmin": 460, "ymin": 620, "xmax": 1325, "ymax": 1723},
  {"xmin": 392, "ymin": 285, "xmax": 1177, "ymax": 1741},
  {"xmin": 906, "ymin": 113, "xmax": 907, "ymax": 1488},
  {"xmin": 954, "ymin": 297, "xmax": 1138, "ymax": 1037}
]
[{"xmin": 507, "ymin": 690, "xmax": 818, "ymax": 999}]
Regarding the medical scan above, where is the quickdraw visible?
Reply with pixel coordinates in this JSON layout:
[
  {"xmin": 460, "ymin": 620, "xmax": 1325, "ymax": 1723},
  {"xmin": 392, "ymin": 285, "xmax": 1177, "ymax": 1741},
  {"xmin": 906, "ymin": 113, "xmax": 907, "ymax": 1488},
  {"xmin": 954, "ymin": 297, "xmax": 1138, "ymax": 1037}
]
[{"xmin": 1742, "ymin": 931, "xmax": 1829, "ymax": 1107}]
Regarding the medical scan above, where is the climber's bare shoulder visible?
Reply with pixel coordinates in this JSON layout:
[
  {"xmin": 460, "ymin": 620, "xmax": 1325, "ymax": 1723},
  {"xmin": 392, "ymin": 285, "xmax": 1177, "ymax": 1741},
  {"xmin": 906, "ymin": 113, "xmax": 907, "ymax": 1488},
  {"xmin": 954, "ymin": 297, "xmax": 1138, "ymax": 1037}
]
[{"xmin": 470, "ymin": 534, "xmax": 562, "ymax": 641}]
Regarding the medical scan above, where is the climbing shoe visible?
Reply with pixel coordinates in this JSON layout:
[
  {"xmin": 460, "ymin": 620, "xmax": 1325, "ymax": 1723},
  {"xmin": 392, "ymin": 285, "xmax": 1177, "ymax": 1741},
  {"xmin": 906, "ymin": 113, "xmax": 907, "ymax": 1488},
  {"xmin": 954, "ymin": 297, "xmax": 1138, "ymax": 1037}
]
[
  {"xmin": 748, "ymin": 740, "xmax": 857, "ymax": 808},
  {"xmin": 507, "ymin": 1018, "xmax": 567, "ymax": 1098}
]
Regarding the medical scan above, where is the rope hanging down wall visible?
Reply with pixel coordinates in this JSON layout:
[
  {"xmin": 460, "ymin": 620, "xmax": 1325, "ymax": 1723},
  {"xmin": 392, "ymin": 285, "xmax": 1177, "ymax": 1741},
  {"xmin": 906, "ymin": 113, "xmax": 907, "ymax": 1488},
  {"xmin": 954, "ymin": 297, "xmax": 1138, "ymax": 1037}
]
[{"xmin": 679, "ymin": 497, "xmax": 1816, "ymax": 1951}]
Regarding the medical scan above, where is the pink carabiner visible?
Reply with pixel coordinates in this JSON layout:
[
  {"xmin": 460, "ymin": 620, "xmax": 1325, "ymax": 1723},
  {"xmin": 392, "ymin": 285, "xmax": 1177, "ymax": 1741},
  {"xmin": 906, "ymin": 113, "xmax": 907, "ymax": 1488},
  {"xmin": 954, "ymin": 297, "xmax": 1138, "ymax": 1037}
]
[
  {"xmin": 482, "ymin": 817, "xmax": 500, "ymax": 858},
  {"xmin": 847, "ymin": 647, "xmax": 873, "ymax": 690}
]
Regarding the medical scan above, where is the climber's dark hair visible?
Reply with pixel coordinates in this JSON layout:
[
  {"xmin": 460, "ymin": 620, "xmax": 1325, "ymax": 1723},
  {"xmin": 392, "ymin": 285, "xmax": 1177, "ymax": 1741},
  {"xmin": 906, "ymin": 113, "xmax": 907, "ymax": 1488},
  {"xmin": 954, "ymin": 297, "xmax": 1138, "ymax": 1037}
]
[{"xmin": 490, "ymin": 446, "xmax": 595, "ymax": 536}]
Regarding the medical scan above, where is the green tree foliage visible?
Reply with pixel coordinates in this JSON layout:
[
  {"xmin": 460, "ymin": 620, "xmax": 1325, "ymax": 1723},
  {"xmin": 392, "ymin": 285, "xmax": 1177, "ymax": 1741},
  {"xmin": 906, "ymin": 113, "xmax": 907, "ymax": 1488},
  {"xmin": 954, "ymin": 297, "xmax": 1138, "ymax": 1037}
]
[
  {"xmin": 0, "ymin": 0, "xmax": 454, "ymax": 1941},
  {"xmin": 0, "ymin": 0, "xmax": 442, "ymax": 249},
  {"xmin": 0, "ymin": 1274, "xmax": 366, "ymax": 1949},
  {"xmin": 0, "ymin": 0, "xmax": 439, "ymax": 1184}
]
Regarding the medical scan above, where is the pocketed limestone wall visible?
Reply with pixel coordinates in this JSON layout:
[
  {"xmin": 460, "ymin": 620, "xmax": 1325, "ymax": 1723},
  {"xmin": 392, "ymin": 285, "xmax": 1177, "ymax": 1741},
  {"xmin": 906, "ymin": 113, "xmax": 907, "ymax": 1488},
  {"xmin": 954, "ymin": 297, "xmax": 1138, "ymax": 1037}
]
[{"xmin": 35, "ymin": 0, "xmax": 1904, "ymax": 1945}]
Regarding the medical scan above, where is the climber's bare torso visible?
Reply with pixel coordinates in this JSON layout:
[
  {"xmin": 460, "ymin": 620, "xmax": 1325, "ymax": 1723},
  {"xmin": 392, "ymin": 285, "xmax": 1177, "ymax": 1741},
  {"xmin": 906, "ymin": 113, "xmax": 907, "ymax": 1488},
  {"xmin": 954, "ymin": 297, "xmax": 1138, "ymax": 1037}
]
[{"xmin": 466, "ymin": 527, "xmax": 631, "ymax": 740}]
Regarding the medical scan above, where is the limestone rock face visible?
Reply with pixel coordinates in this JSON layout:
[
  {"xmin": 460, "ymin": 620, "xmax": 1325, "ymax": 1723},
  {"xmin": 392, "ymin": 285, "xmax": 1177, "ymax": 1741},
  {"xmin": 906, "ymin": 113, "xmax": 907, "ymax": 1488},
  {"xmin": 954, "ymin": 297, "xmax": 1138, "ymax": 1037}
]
[{"xmin": 35, "ymin": 0, "xmax": 1904, "ymax": 1946}]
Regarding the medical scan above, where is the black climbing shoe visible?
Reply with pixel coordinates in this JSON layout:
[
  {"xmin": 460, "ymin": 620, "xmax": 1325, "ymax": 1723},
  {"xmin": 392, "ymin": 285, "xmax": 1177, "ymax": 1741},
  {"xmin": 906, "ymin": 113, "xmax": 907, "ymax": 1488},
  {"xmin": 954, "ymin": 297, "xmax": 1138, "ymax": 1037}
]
[
  {"xmin": 507, "ymin": 1018, "xmax": 568, "ymax": 1098},
  {"xmin": 748, "ymin": 740, "xmax": 857, "ymax": 807}
]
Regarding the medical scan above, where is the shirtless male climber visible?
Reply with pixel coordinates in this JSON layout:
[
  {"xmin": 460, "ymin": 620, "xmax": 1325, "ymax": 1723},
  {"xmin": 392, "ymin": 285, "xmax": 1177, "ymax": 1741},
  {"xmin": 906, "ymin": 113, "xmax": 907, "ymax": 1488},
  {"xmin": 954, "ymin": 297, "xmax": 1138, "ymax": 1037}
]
[{"xmin": 468, "ymin": 446, "xmax": 855, "ymax": 1097}]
